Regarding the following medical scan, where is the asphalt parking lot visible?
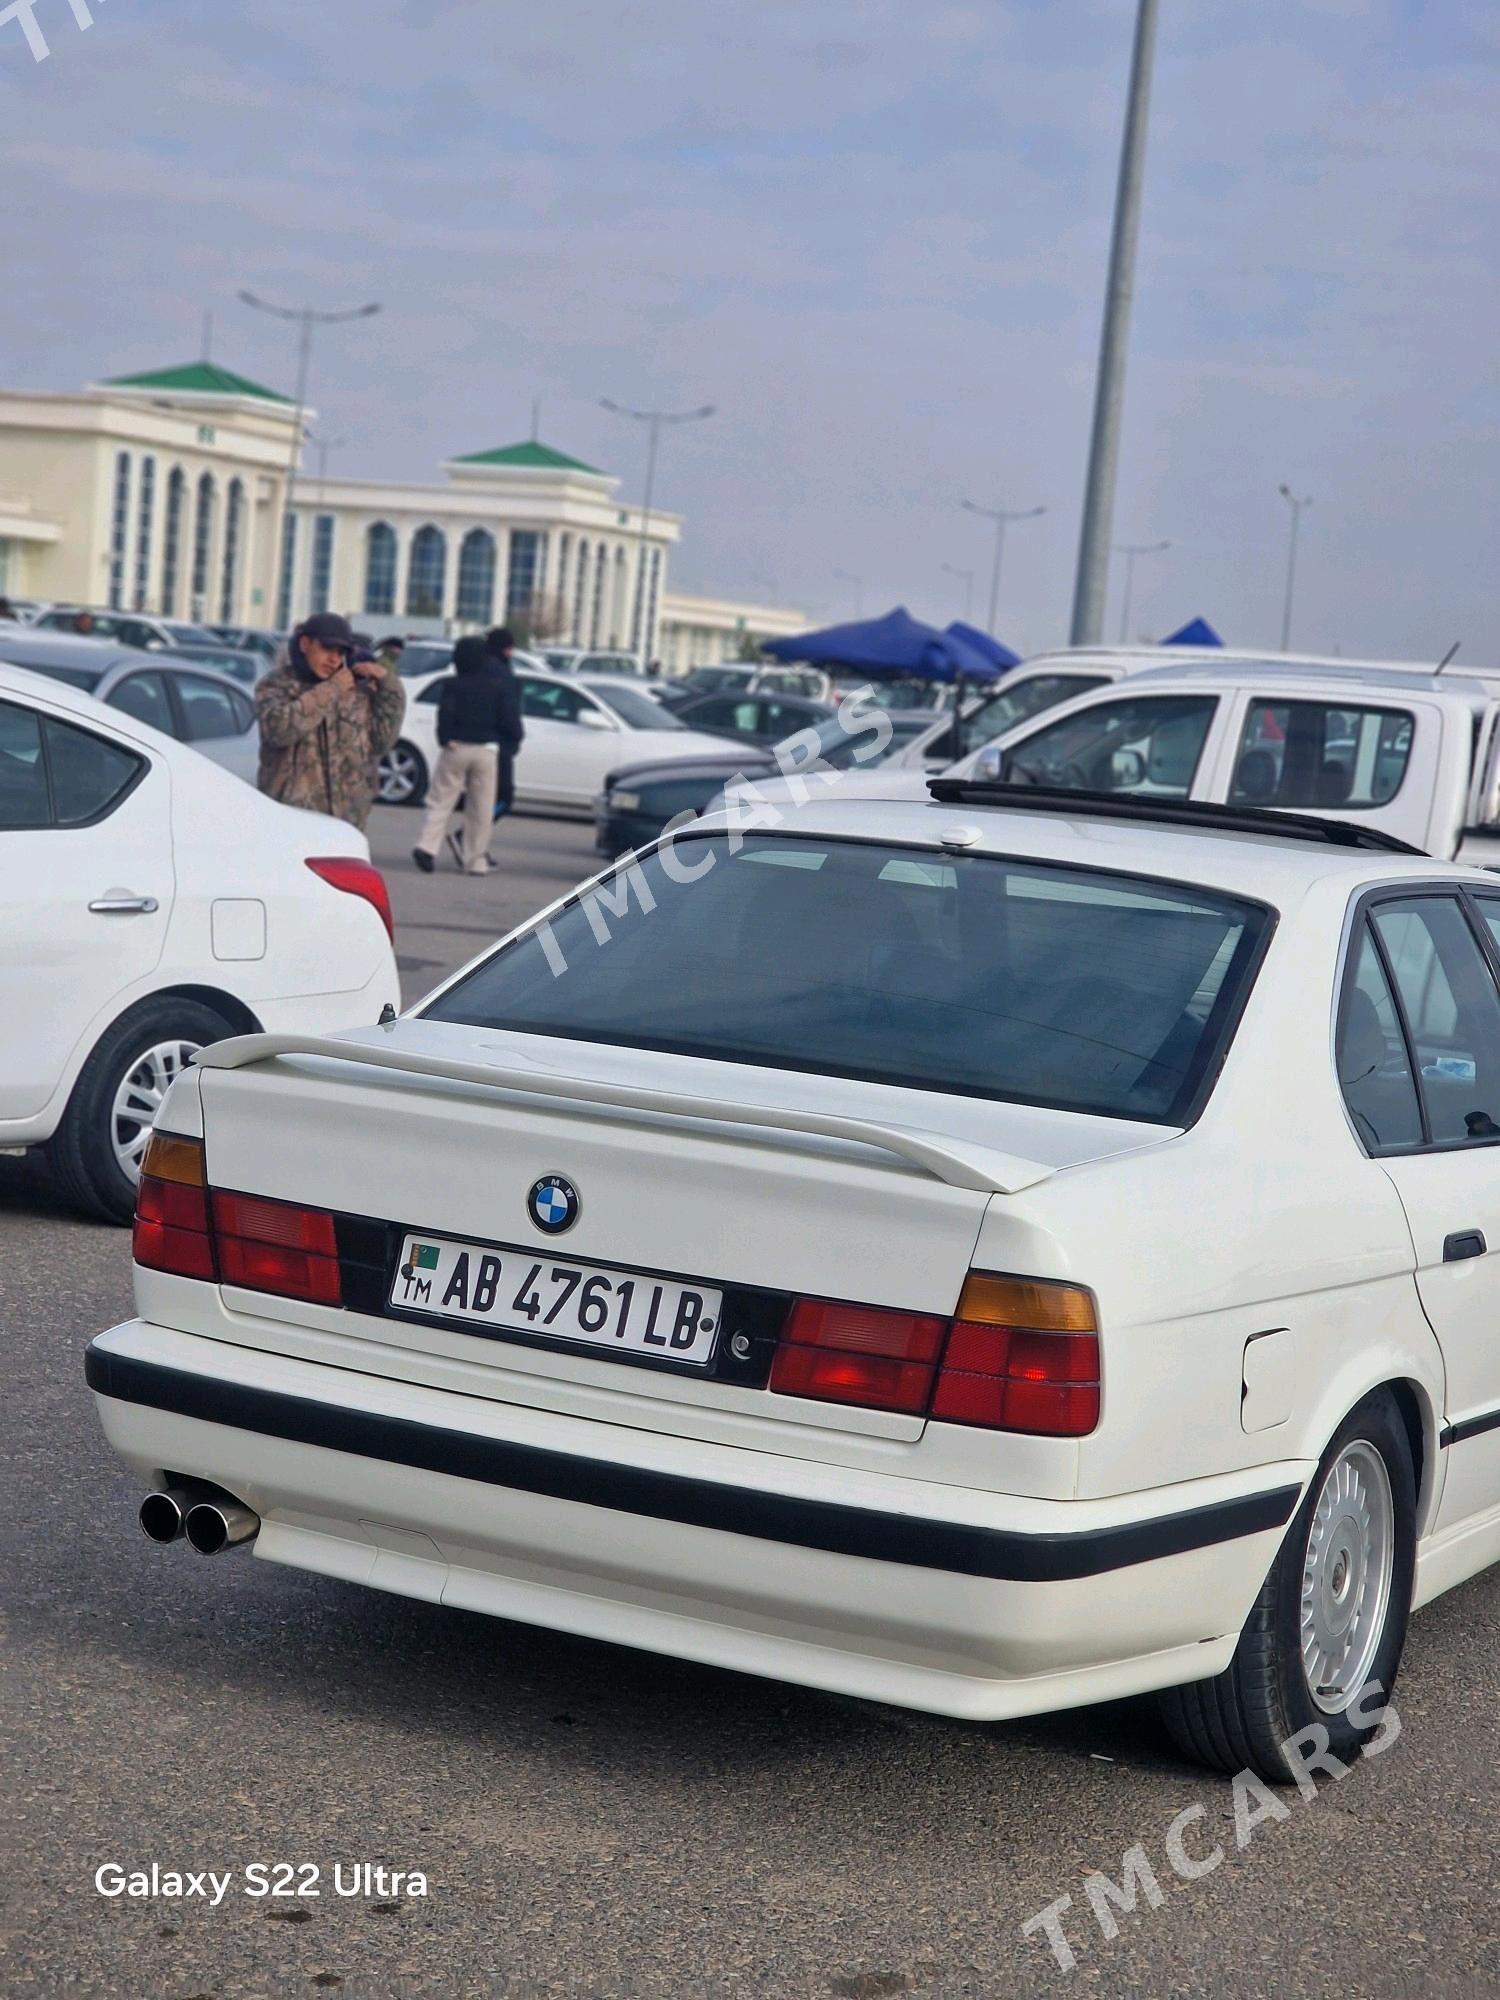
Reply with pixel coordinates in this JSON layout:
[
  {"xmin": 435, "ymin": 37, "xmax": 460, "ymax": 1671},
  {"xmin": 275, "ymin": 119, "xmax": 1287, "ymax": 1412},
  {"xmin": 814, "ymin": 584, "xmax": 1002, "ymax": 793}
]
[{"xmin": 4, "ymin": 805, "xmax": 1500, "ymax": 1998}]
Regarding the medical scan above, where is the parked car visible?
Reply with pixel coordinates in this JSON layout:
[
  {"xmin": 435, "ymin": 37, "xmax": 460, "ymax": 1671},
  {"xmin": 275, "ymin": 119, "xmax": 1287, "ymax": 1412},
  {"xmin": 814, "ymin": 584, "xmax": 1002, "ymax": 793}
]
[
  {"xmin": 0, "ymin": 662, "xmax": 397, "ymax": 1222},
  {"xmin": 152, "ymin": 643, "xmax": 266, "ymax": 688},
  {"xmin": 5, "ymin": 630, "xmax": 262, "ymax": 785},
  {"xmin": 596, "ymin": 709, "xmax": 935, "ymax": 857},
  {"xmin": 969, "ymin": 662, "xmax": 1500, "ymax": 862},
  {"xmin": 85, "ymin": 783, "xmax": 1500, "ymax": 1780},
  {"xmin": 4, "ymin": 630, "xmax": 261, "ymax": 784},
  {"xmin": 541, "ymin": 647, "xmax": 643, "ymax": 677},
  {"xmin": 207, "ymin": 626, "xmax": 285, "ymax": 659},
  {"xmin": 34, "ymin": 607, "xmax": 220, "ymax": 650},
  {"xmin": 672, "ymin": 689, "xmax": 836, "ymax": 747},
  {"xmin": 379, "ymin": 670, "xmax": 731, "ymax": 811},
  {"xmin": 1, "ymin": 598, "xmax": 52, "ymax": 623},
  {"xmin": 657, "ymin": 664, "xmax": 838, "ymax": 707}
]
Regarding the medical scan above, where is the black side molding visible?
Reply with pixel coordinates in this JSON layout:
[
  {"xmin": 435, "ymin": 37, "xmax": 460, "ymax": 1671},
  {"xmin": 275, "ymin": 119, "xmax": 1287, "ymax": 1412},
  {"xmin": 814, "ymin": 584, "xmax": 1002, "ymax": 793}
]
[
  {"xmin": 1441, "ymin": 1406, "xmax": 1500, "ymax": 1448},
  {"xmin": 85, "ymin": 1343, "xmax": 1299, "ymax": 1585}
]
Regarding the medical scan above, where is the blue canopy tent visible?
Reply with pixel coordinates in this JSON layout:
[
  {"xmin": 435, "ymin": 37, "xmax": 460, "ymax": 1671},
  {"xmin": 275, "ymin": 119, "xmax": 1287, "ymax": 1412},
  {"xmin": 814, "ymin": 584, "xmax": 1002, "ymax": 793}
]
[
  {"xmin": 946, "ymin": 622, "xmax": 1022, "ymax": 672},
  {"xmin": 1161, "ymin": 617, "xmax": 1224, "ymax": 648},
  {"xmin": 760, "ymin": 606, "xmax": 1004, "ymax": 685}
]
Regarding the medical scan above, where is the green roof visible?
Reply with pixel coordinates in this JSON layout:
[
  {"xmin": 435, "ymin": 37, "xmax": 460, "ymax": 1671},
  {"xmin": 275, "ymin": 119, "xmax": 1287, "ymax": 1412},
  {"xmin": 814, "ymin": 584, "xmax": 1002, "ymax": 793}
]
[
  {"xmin": 452, "ymin": 440, "xmax": 603, "ymax": 473},
  {"xmin": 102, "ymin": 361, "xmax": 293, "ymax": 404}
]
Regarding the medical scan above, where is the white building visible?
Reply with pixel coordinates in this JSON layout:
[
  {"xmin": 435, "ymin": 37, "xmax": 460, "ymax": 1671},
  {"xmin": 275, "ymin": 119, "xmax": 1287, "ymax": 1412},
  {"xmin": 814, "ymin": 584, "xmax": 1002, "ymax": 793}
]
[{"xmin": 0, "ymin": 360, "xmax": 806, "ymax": 666}]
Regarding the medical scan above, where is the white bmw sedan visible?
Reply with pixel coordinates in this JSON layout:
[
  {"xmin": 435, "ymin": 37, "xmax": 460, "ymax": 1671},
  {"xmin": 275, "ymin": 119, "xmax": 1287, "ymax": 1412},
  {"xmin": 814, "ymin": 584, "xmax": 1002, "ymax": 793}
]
[
  {"xmin": 85, "ymin": 787, "xmax": 1500, "ymax": 1778},
  {"xmin": 1, "ymin": 663, "xmax": 398, "ymax": 1222}
]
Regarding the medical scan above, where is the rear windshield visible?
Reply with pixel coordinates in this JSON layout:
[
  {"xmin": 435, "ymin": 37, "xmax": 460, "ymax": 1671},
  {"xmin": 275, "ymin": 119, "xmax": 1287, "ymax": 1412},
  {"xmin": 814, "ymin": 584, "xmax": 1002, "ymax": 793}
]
[{"xmin": 425, "ymin": 835, "xmax": 1270, "ymax": 1124}]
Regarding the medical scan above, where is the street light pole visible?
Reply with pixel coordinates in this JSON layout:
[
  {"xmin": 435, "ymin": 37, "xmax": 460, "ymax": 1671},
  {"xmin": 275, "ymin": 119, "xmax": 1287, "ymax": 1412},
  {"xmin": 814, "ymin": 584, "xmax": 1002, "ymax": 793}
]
[
  {"xmin": 960, "ymin": 500, "xmax": 1046, "ymax": 632},
  {"xmin": 941, "ymin": 562, "xmax": 975, "ymax": 621},
  {"xmin": 1114, "ymin": 538, "xmax": 1171, "ymax": 643},
  {"xmin": 833, "ymin": 567, "xmax": 865, "ymax": 617},
  {"xmin": 305, "ymin": 432, "xmax": 347, "ymax": 511},
  {"xmin": 600, "ymin": 398, "xmax": 715, "ymax": 661},
  {"xmin": 1069, "ymin": 0, "xmax": 1162, "ymax": 647},
  {"xmin": 239, "ymin": 291, "xmax": 381, "ymax": 623},
  {"xmin": 1278, "ymin": 485, "xmax": 1312, "ymax": 651}
]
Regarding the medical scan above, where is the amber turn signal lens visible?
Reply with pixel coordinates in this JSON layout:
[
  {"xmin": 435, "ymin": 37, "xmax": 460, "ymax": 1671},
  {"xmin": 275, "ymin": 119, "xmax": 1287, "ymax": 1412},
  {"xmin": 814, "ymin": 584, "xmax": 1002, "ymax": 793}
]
[
  {"xmin": 955, "ymin": 1273, "xmax": 1097, "ymax": 1334},
  {"xmin": 140, "ymin": 1131, "xmax": 205, "ymax": 1187}
]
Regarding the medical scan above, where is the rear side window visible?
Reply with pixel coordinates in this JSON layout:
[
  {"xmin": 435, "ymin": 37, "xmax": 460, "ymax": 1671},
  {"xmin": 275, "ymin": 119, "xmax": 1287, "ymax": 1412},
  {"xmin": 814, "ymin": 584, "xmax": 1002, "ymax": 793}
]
[
  {"xmin": 1004, "ymin": 694, "xmax": 1218, "ymax": 798},
  {"xmin": 107, "ymin": 670, "xmax": 173, "ymax": 734},
  {"xmin": 1371, "ymin": 897, "xmax": 1500, "ymax": 1145},
  {"xmin": 425, "ymin": 835, "xmax": 1270, "ymax": 1125},
  {"xmin": 1231, "ymin": 700, "xmax": 1412, "ymax": 810},
  {"xmin": 176, "ymin": 675, "xmax": 246, "ymax": 742},
  {"xmin": 46, "ymin": 715, "xmax": 145, "ymax": 824},
  {"xmin": 0, "ymin": 701, "xmax": 144, "ymax": 828},
  {"xmin": 1336, "ymin": 927, "xmax": 1423, "ymax": 1153},
  {"xmin": 0, "ymin": 699, "xmax": 49, "ymax": 827}
]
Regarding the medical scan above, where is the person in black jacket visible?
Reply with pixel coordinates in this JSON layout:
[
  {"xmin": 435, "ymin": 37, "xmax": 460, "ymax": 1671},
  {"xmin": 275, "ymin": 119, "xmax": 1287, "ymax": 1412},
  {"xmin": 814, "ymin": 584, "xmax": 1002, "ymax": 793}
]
[
  {"xmin": 485, "ymin": 625, "xmax": 525, "ymax": 823},
  {"xmin": 412, "ymin": 635, "xmax": 522, "ymax": 875}
]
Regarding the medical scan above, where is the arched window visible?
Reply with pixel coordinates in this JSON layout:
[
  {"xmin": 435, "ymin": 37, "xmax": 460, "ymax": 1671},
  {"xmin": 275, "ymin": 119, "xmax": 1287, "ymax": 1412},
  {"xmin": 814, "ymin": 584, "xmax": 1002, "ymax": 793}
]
[
  {"xmin": 309, "ymin": 515, "xmax": 336, "ymax": 614},
  {"xmin": 133, "ymin": 455, "xmax": 156, "ymax": 611},
  {"xmin": 589, "ymin": 543, "xmax": 608, "ymax": 646},
  {"xmin": 363, "ymin": 522, "xmax": 397, "ymax": 616},
  {"xmin": 610, "ymin": 545, "xmax": 627, "ymax": 646},
  {"xmin": 455, "ymin": 528, "xmax": 496, "ymax": 625},
  {"xmin": 506, "ymin": 530, "xmax": 542, "ymax": 625},
  {"xmin": 190, "ymin": 472, "xmax": 217, "ymax": 616},
  {"xmin": 220, "ymin": 477, "xmax": 245, "ymax": 623},
  {"xmin": 108, "ymin": 452, "xmax": 132, "ymax": 610},
  {"xmin": 160, "ymin": 468, "xmax": 186, "ymax": 614},
  {"xmin": 572, "ymin": 540, "xmax": 590, "ymax": 644},
  {"xmin": 276, "ymin": 510, "xmax": 299, "ymax": 630},
  {"xmin": 406, "ymin": 524, "xmax": 446, "ymax": 617}
]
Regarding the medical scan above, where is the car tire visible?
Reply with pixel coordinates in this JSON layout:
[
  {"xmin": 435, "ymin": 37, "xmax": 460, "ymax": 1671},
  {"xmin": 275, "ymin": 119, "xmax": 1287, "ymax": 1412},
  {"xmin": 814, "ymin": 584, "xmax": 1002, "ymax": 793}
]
[
  {"xmin": 1158, "ymin": 1389, "xmax": 1415, "ymax": 1783},
  {"xmin": 47, "ymin": 996, "xmax": 233, "ymax": 1225},
  {"xmin": 378, "ymin": 741, "xmax": 428, "ymax": 807}
]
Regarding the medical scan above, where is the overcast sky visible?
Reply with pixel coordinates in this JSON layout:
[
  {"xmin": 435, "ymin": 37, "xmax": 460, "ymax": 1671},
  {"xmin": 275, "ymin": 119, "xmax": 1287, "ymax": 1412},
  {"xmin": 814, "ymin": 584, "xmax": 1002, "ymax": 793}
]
[{"xmin": 4, "ymin": 0, "xmax": 1496, "ymax": 658}]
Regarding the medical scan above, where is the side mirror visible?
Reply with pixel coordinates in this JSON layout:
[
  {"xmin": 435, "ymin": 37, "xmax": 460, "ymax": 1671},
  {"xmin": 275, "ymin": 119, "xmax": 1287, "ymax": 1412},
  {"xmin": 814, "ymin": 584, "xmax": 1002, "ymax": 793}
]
[
  {"xmin": 1111, "ymin": 747, "xmax": 1146, "ymax": 788},
  {"xmin": 577, "ymin": 707, "xmax": 614, "ymax": 731},
  {"xmin": 973, "ymin": 745, "xmax": 1005, "ymax": 782}
]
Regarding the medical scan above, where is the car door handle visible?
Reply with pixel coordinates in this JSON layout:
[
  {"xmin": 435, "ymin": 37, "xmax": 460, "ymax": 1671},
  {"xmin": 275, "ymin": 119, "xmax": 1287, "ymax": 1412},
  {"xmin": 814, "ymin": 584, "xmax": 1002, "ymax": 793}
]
[
  {"xmin": 1444, "ymin": 1230, "xmax": 1488, "ymax": 1263},
  {"xmin": 88, "ymin": 894, "xmax": 159, "ymax": 915}
]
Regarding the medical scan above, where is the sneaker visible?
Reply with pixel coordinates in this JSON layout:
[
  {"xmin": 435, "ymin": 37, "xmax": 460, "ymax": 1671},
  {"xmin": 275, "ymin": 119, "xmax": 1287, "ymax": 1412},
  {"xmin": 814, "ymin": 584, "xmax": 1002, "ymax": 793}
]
[{"xmin": 412, "ymin": 848, "xmax": 435, "ymax": 874}]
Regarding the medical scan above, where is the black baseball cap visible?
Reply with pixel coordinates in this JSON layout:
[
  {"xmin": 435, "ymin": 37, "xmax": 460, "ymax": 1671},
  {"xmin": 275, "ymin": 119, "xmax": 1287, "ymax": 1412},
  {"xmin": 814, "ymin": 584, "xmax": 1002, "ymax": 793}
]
[{"xmin": 301, "ymin": 612, "xmax": 356, "ymax": 650}]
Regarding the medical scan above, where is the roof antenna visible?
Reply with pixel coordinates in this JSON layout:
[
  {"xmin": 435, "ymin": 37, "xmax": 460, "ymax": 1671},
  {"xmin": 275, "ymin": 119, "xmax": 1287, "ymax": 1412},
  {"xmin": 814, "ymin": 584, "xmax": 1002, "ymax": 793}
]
[
  {"xmin": 1436, "ymin": 640, "xmax": 1461, "ymax": 673},
  {"xmin": 530, "ymin": 396, "xmax": 541, "ymax": 443},
  {"xmin": 202, "ymin": 309, "xmax": 214, "ymax": 363}
]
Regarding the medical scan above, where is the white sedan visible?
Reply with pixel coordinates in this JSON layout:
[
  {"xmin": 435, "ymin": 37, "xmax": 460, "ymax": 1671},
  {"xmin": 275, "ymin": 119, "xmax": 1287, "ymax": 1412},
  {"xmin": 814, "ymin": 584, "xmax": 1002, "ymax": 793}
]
[
  {"xmin": 0, "ymin": 663, "xmax": 399, "ymax": 1222},
  {"xmin": 380, "ymin": 669, "xmax": 734, "ymax": 811},
  {"xmin": 85, "ymin": 782, "xmax": 1500, "ymax": 1778}
]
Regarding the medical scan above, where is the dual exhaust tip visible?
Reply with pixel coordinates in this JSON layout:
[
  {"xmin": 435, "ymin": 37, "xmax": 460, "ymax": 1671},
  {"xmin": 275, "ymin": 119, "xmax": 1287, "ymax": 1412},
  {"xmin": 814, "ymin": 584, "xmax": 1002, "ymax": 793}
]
[{"xmin": 139, "ymin": 1484, "xmax": 259, "ymax": 1555}]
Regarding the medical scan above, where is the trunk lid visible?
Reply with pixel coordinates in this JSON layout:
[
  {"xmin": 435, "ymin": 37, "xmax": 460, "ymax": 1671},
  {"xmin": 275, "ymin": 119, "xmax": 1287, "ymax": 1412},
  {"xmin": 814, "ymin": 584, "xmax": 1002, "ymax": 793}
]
[{"xmin": 192, "ymin": 1020, "xmax": 1172, "ymax": 1453}]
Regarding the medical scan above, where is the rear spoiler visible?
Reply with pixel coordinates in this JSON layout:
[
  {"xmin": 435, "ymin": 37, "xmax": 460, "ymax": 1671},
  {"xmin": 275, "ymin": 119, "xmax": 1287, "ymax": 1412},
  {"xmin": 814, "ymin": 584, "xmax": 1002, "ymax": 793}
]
[{"xmin": 194, "ymin": 1033, "xmax": 1054, "ymax": 1196}]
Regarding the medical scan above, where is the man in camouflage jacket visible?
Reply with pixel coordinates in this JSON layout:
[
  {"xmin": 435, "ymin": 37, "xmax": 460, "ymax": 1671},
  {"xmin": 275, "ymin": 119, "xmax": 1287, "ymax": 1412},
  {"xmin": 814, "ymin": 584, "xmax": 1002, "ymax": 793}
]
[{"xmin": 255, "ymin": 613, "xmax": 406, "ymax": 830}]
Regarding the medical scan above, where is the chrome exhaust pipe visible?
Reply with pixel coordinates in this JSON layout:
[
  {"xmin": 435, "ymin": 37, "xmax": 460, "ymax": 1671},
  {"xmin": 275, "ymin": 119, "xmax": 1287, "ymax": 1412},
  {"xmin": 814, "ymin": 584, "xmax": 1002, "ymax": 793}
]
[
  {"xmin": 183, "ymin": 1495, "xmax": 260, "ymax": 1555},
  {"xmin": 138, "ymin": 1486, "xmax": 194, "ymax": 1544}
]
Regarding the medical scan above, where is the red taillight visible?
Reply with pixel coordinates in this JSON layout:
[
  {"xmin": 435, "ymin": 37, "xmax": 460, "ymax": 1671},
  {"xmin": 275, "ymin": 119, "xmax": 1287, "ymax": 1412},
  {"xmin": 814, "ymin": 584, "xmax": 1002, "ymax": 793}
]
[
  {"xmin": 131, "ymin": 1138, "xmax": 342, "ymax": 1307},
  {"xmin": 769, "ymin": 1299, "xmax": 947, "ymax": 1415},
  {"xmin": 133, "ymin": 1133, "xmax": 215, "ymax": 1280},
  {"xmin": 306, "ymin": 855, "xmax": 394, "ymax": 942},
  {"xmin": 212, "ymin": 1190, "xmax": 342, "ymax": 1305},
  {"xmin": 768, "ymin": 1275, "xmax": 1100, "ymax": 1437}
]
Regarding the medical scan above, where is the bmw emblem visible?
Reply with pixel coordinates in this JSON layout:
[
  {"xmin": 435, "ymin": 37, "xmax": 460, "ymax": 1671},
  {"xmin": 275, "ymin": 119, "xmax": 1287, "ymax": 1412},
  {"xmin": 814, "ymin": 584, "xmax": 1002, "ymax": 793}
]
[{"xmin": 528, "ymin": 1175, "xmax": 579, "ymax": 1235}]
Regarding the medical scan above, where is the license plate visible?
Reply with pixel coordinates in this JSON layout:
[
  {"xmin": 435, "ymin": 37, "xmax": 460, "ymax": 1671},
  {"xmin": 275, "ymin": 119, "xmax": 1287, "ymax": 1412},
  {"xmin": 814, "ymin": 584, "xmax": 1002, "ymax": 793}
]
[{"xmin": 389, "ymin": 1231, "xmax": 723, "ymax": 1367}]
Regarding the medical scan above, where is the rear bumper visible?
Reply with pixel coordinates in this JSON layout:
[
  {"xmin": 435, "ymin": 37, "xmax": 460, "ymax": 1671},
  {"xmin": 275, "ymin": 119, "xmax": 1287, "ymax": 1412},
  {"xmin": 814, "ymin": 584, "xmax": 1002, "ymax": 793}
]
[{"xmin": 87, "ymin": 1319, "xmax": 1307, "ymax": 1722}]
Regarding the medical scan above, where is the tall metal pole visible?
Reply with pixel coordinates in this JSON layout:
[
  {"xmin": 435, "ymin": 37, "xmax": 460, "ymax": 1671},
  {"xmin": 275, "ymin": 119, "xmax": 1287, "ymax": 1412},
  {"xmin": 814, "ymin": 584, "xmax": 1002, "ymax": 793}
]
[
  {"xmin": 601, "ymin": 398, "xmax": 715, "ymax": 661},
  {"xmin": 1068, "ymin": 0, "xmax": 1162, "ymax": 646},
  {"xmin": 240, "ymin": 292, "xmax": 380, "ymax": 625},
  {"xmin": 1279, "ymin": 485, "xmax": 1312, "ymax": 651},
  {"xmin": 1114, "ymin": 538, "xmax": 1170, "ymax": 643},
  {"xmin": 960, "ymin": 500, "xmax": 1046, "ymax": 632}
]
